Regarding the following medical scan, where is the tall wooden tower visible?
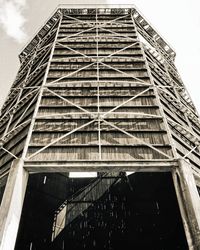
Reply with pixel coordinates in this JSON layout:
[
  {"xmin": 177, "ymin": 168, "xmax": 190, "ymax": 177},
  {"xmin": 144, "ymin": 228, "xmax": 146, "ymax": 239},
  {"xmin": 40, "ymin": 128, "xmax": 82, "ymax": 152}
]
[{"xmin": 0, "ymin": 5, "xmax": 200, "ymax": 250}]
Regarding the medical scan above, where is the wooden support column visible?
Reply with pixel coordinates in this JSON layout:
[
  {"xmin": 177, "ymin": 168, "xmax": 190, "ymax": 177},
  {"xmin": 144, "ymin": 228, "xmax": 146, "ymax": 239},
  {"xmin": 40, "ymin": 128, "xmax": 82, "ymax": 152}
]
[
  {"xmin": 0, "ymin": 159, "xmax": 28, "ymax": 250},
  {"xmin": 173, "ymin": 159, "xmax": 200, "ymax": 250}
]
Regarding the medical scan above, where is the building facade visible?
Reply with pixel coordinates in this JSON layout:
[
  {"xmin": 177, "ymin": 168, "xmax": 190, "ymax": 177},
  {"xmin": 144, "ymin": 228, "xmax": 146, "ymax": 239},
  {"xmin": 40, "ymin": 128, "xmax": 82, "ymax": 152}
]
[{"xmin": 0, "ymin": 5, "xmax": 200, "ymax": 250}]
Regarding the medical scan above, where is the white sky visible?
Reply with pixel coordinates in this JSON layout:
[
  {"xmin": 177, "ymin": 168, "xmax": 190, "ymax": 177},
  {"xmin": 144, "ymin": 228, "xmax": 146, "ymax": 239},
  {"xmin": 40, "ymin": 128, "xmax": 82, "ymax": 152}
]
[{"xmin": 0, "ymin": 0, "xmax": 200, "ymax": 113}]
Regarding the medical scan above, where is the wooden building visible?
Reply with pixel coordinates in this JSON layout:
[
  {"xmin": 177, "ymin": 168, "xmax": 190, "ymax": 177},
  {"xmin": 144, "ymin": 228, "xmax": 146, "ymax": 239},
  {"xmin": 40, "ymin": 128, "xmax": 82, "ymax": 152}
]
[{"xmin": 0, "ymin": 5, "xmax": 200, "ymax": 250}]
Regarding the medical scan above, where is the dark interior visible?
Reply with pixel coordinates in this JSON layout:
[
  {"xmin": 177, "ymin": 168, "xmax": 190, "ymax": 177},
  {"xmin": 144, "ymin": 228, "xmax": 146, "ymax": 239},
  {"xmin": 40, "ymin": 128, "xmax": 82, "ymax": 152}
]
[
  {"xmin": 0, "ymin": 175, "xmax": 8, "ymax": 205},
  {"xmin": 15, "ymin": 172, "xmax": 188, "ymax": 250}
]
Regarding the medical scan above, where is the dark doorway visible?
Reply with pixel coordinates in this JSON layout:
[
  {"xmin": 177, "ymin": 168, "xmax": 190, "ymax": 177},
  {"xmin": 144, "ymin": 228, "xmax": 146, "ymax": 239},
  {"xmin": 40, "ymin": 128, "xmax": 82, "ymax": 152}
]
[{"xmin": 15, "ymin": 172, "xmax": 188, "ymax": 250}]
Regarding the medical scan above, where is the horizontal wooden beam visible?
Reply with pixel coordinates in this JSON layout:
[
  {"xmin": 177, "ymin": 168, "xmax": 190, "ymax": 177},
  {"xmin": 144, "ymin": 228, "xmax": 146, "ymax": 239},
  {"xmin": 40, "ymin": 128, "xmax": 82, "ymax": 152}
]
[{"xmin": 24, "ymin": 159, "xmax": 178, "ymax": 173}]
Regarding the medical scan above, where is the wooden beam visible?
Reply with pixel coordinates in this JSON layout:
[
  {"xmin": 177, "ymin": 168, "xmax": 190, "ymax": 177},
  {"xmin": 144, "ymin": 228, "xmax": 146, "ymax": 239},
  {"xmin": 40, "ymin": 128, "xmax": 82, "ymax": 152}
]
[
  {"xmin": 24, "ymin": 159, "xmax": 178, "ymax": 173},
  {"xmin": 0, "ymin": 159, "xmax": 28, "ymax": 250}
]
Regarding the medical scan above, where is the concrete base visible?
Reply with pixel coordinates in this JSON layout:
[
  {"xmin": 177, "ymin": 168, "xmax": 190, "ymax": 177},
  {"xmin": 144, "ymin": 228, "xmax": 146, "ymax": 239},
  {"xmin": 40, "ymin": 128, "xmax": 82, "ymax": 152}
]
[
  {"xmin": 0, "ymin": 159, "xmax": 28, "ymax": 250},
  {"xmin": 173, "ymin": 159, "xmax": 200, "ymax": 250}
]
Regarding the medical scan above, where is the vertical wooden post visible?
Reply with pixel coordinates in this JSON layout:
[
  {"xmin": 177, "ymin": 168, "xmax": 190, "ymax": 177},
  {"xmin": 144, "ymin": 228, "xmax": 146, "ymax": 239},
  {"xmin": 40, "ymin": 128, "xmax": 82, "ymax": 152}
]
[
  {"xmin": 173, "ymin": 159, "xmax": 200, "ymax": 249},
  {"xmin": 0, "ymin": 159, "xmax": 28, "ymax": 250}
]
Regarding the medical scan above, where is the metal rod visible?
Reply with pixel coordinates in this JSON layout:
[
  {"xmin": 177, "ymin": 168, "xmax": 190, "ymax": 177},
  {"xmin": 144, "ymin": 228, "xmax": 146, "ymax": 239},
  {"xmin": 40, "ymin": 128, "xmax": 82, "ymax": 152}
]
[
  {"xmin": 58, "ymin": 26, "xmax": 96, "ymax": 42},
  {"xmin": 1, "ymin": 147, "xmax": 18, "ymax": 159},
  {"xmin": 100, "ymin": 61, "xmax": 149, "ymax": 85},
  {"xmin": 46, "ymin": 88, "xmax": 96, "ymax": 117},
  {"xmin": 102, "ymin": 119, "xmax": 172, "ymax": 159},
  {"xmin": 101, "ymin": 87, "xmax": 151, "ymax": 118},
  {"xmin": 96, "ymin": 8, "xmax": 101, "ymax": 160},
  {"xmin": 47, "ymin": 61, "xmax": 97, "ymax": 85},
  {"xmin": 182, "ymin": 146, "xmax": 198, "ymax": 159},
  {"xmin": 27, "ymin": 119, "xmax": 96, "ymax": 160}
]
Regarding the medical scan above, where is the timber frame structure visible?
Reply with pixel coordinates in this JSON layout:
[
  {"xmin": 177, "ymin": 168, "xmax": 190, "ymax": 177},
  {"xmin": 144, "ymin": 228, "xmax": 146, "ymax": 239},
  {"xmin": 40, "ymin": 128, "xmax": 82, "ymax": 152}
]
[{"xmin": 0, "ymin": 4, "xmax": 200, "ymax": 249}]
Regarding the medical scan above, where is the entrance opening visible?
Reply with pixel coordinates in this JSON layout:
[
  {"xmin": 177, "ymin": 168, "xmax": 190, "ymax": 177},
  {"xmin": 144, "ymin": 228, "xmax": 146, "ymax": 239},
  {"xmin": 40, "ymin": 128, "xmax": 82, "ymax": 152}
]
[{"xmin": 15, "ymin": 172, "xmax": 188, "ymax": 250}]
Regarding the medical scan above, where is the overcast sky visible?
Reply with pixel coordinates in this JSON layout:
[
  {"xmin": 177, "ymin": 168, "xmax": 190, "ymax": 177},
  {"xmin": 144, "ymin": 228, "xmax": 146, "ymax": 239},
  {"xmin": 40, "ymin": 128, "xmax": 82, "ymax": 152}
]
[{"xmin": 0, "ymin": 0, "xmax": 200, "ymax": 113}]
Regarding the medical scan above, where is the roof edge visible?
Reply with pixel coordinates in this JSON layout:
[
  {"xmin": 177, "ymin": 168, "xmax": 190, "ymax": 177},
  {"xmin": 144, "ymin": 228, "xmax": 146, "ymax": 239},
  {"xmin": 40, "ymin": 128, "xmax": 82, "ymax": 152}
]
[{"xmin": 19, "ymin": 4, "xmax": 176, "ymax": 62}]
